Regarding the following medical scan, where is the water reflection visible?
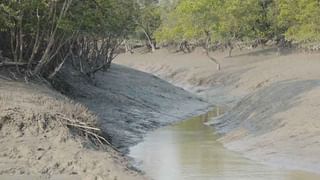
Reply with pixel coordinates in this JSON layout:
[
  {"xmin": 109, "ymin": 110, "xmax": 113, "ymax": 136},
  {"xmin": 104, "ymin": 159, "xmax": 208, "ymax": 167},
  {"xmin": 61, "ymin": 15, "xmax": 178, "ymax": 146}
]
[{"xmin": 129, "ymin": 108, "xmax": 320, "ymax": 180}]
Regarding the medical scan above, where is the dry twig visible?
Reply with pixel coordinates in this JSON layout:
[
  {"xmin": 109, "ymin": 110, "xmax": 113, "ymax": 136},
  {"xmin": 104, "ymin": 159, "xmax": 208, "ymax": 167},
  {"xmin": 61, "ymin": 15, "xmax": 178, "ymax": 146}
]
[{"xmin": 56, "ymin": 113, "xmax": 114, "ymax": 149}]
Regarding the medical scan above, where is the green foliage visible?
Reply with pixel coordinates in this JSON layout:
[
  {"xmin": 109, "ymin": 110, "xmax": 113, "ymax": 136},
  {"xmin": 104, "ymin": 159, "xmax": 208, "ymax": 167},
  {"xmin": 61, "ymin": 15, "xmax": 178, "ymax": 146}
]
[
  {"xmin": 156, "ymin": 0, "xmax": 220, "ymax": 43},
  {"xmin": 136, "ymin": 4, "xmax": 161, "ymax": 38},
  {"xmin": 156, "ymin": 0, "xmax": 320, "ymax": 47},
  {"xmin": 0, "ymin": 0, "xmax": 138, "ymax": 77},
  {"xmin": 133, "ymin": 1, "xmax": 161, "ymax": 51},
  {"xmin": 0, "ymin": 3, "xmax": 15, "ymax": 31},
  {"xmin": 156, "ymin": 0, "xmax": 262, "ymax": 45},
  {"xmin": 275, "ymin": 0, "xmax": 320, "ymax": 42},
  {"xmin": 218, "ymin": 0, "xmax": 261, "ymax": 41}
]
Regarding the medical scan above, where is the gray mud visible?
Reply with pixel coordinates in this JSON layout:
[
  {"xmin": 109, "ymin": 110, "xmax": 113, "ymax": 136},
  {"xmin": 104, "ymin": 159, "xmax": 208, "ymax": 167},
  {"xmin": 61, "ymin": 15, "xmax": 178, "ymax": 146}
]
[
  {"xmin": 211, "ymin": 80, "xmax": 320, "ymax": 135},
  {"xmin": 53, "ymin": 64, "xmax": 210, "ymax": 152}
]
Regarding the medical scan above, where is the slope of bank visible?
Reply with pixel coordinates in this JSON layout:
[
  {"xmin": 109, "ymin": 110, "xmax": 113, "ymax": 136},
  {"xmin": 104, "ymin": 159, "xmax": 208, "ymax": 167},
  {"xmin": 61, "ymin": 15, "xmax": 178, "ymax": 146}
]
[
  {"xmin": 0, "ymin": 79, "xmax": 145, "ymax": 180},
  {"xmin": 115, "ymin": 48, "xmax": 320, "ymax": 173},
  {"xmin": 0, "ymin": 63, "xmax": 209, "ymax": 179},
  {"xmin": 53, "ymin": 63, "xmax": 210, "ymax": 152}
]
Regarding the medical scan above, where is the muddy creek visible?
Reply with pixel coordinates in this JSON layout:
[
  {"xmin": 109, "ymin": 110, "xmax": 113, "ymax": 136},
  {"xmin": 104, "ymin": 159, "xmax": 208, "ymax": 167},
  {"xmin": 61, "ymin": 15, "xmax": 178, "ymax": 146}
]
[{"xmin": 129, "ymin": 108, "xmax": 320, "ymax": 180}]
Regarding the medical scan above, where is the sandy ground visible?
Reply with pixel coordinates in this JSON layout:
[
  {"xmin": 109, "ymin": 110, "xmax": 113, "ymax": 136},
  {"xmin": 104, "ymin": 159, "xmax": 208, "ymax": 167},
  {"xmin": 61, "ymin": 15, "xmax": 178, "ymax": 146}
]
[
  {"xmin": 0, "ymin": 62, "xmax": 209, "ymax": 179},
  {"xmin": 115, "ymin": 47, "xmax": 320, "ymax": 174},
  {"xmin": 0, "ymin": 57, "xmax": 209, "ymax": 179},
  {"xmin": 0, "ymin": 79, "xmax": 146, "ymax": 180}
]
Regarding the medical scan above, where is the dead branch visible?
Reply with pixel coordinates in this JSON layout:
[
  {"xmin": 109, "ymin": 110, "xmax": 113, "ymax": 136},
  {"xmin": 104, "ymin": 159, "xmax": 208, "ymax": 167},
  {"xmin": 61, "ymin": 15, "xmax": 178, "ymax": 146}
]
[
  {"xmin": 0, "ymin": 75, "xmax": 11, "ymax": 81},
  {"xmin": 64, "ymin": 122, "xmax": 100, "ymax": 132},
  {"xmin": 0, "ymin": 62, "xmax": 28, "ymax": 67},
  {"xmin": 56, "ymin": 113, "xmax": 92, "ymax": 126},
  {"xmin": 8, "ymin": 69, "xmax": 18, "ymax": 80},
  {"xmin": 48, "ymin": 52, "xmax": 70, "ymax": 79},
  {"xmin": 56, "ymin": 113, "xmax": 114, "ymax": 149}
]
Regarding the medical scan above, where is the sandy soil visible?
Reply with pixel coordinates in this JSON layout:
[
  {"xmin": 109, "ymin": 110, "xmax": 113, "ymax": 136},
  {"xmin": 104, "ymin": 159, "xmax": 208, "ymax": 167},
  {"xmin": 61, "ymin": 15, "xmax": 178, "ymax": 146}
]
[
  {"xmin": 0, "ymin": 79, "xmax": 146, "ymax": 180},
  {"xmin": 115, "ymin": 47, "xmax": 320, "ymax": 174},
  {"xmin": 0, "ymin": 61, "xmax": 209, "ymax": 179},
  {"xmin": 0, "ymin": 57, "xmax": 209, "ymax": 179}
]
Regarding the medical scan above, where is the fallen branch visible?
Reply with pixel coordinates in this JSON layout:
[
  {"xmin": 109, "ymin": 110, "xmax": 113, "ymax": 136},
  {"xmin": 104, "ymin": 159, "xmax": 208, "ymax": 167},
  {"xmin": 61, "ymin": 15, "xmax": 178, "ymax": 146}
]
[
  {"xmin": 56, "ymin": 114, "xmax": 100, "ymax": 131},
  {"xmin": 82, "ymin": 129, "xmax": 111, "ymax": 146},
  {"xmin": 56, "ymin": 113, "xmax": 115, "ymax": 150},
  {"xmin": 56, "ymin": 113, "xmax": 89, "ymax": 126},
  {"xmin": 64, "ymin": 122, "xmax": 100, "ymax": 131},
  {"xmin": 0, "ymin": 62, "xmax": 28, "ymax": 67},
  {"xmin": 0, "ymin": 75, "xmax": 11, "ymax": 80}
]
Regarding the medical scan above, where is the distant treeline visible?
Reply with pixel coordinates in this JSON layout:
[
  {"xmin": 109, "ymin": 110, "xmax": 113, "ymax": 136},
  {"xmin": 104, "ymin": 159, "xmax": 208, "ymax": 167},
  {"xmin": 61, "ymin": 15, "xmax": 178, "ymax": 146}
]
[
  {"xmin": 0, "ymin": 0, "xmax": 319, "ymax": 79},
  {"xmin": 142, "ymin": 0, "xmax": 320, "ymax": 55}
]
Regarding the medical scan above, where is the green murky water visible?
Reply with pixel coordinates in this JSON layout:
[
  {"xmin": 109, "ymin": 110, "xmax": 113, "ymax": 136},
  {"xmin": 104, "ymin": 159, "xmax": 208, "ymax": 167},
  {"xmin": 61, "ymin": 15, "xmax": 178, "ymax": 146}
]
[{"xmin": 129, "ymin": 108, "xmax": 320, "ymax": 180}]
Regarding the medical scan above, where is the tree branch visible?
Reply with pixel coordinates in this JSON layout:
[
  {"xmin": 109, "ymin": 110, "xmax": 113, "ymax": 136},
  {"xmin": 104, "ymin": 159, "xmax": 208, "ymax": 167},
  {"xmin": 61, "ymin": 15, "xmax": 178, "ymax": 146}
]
[{"xmin": 0, "ymin": 62, "xmax": 28, "ymax": 67}]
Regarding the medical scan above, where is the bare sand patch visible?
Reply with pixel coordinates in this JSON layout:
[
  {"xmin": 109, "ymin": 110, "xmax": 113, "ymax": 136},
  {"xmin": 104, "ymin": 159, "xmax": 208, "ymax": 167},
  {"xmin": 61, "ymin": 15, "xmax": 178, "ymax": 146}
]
[{"xmin": 0, "ymin": 79, "xmax": 146, "ymax": 180}]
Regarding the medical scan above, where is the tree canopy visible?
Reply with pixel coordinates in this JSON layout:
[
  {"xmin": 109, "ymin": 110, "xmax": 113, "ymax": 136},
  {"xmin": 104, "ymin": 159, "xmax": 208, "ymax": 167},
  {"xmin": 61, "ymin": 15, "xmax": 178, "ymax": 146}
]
[
  {"xmin": 1, "ymin": 0, "xmax": 320, "ymax": 79},
  {"xmin": 275, "ymin": 0, "xmax": 320, "ymax": 42},
  {"xmin": 0, "ymin": 0, "xmax": 138, "ymax": 78},
  {"xmin": 156, "ymin": 0, "xmax": 320, "ymax": 53},
  {"xmin": 134, "ymin": 2, "xmax": 161, "ymax": 52}
]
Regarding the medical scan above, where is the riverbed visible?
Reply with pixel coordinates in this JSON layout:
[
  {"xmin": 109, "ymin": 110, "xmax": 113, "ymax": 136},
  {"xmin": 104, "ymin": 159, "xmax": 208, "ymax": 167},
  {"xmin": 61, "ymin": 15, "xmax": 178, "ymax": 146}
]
[
  {"xmin": 129, "ymin": 108, "xmax": 320, "ymax": 180},
  {"xmin": 117, "ymin": 49, "xmax": 320, "ymax": 173}
]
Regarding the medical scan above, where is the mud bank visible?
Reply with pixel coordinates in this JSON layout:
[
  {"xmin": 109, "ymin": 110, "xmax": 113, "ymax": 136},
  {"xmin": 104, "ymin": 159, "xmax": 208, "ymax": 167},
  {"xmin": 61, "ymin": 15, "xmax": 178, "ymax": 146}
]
[
  {"xmin": 116, "ymin": 48, "xmax": 320, "ymax": 174},
  {"xmin": 0, "ymin": 63, "xmax": 209, "ymax": 179},
  {"xmin": 53, "ymin": 64, "xmax": 209, "ymax": 153}
]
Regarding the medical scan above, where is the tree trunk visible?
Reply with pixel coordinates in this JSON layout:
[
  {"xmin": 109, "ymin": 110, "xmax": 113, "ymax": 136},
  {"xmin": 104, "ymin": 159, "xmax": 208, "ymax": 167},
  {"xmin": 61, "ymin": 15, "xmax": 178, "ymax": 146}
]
[
  {"xmin": 228, "ymin": 46, "xmax": 233, "ymax": 57},
  {"xmin": 142, "ymin": 29, "xmax": 156, "ymax": 52},
  {"xmin": 32, "ymin": 0, "xmax": 72, "ymax": 75},
  {"xmin": 18, "ymin": 16, "xmax": 23, "ymax": 62},
  {"xmin": 124, "ymin": 40, "xmax": 133, "ymax": 53},
  {"xmin": 205, "ymin": 49, "xmax": 220, "ymax": 71},
  {"xmin": 28, "ymin": 8, "xmax": 41, "ymax": 70},
  {"xmin": 48, "ymin": 53, "xmax": 69, "ymax": 79},
  {"xmin": 150, "ymin": 43, "xmax": 156, "ymax": 52},
  {"xmin": 205, "ymin": 32, "xmax": 220, "ymax": 70},
  {"xmin": 227, "ymin": 40, "xmax": 234, "ymax": 57}
]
